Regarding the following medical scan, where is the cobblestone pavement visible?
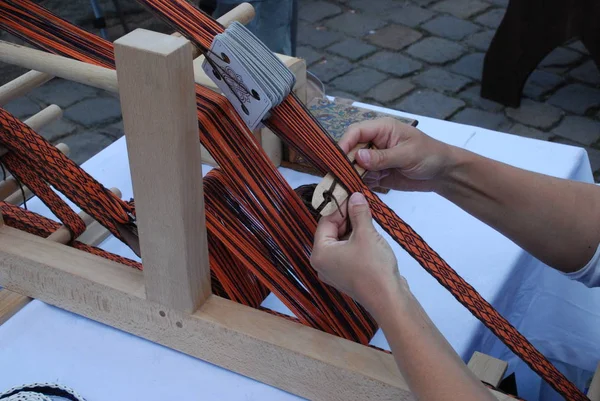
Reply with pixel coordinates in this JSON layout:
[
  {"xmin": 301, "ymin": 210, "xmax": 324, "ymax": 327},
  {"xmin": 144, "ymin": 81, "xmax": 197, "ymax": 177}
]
[
  {"xmin": 1, "ymin": 0, "xmax": 600, "ymax": 179},
  {"xmin": 298, "ymin": 0, "xmax": 600, "ymax": 179}
]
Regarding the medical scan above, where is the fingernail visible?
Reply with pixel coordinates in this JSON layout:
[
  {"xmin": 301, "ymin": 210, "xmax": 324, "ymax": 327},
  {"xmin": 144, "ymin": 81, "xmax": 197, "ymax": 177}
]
[
  {"xmin": 358, "ymin": 149, "xmax": 370, "ymax": 165},
  {"xmin": 349, "ymin": 192, "xmax": 367, "ymax": 205}
]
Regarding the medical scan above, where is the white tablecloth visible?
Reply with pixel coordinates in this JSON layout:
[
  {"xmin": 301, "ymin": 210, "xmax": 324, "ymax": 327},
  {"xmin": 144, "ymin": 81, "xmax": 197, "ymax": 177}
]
[{"xmin": 0, "ymin": 102, "xmax": 597, "ymax": 400}]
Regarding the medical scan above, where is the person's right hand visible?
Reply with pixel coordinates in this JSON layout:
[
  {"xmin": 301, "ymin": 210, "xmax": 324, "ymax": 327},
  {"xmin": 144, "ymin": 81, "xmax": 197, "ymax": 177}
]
[{"xmin": 338, "ymin": 117, "xmax": 460, "ymax": 192}]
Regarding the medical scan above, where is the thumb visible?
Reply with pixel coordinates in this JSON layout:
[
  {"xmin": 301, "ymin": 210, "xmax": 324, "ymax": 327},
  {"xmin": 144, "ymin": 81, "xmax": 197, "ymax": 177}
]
[
  {"xmin": 347, "ymin": 192, "xmax": 374, "ymax": 234},
  {"xmin": 356, "ymin": 147, "xmax": 399, "ymax": 171}
]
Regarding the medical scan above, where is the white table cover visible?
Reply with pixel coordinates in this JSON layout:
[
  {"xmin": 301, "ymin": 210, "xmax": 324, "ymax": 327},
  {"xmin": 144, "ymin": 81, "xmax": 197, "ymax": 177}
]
[{"xmin": 0, "ymin": 102, "xmax": 597, "ymax": 400}]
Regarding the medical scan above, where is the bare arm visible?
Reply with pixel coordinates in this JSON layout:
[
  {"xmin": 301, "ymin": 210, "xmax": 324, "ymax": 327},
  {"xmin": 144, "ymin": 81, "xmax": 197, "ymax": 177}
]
[
  {"xmin": 340, "ymin": 118, "xmax": 600, "ymax": 273},
  {"xmin": 311, "ymin": 193, "xmax": 495, "ymax": 400},
  {"xmin": 438, "ymin": 148, "xmax": 600, "ymax": 272},
  {"xmin": 375, "ymin": 277, "xmax": 495, "ymax": 400}
]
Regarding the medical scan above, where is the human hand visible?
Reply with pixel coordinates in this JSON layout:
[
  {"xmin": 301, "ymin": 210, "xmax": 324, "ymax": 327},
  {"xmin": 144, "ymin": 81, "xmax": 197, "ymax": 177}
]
[
  {"xmin": 339, "ymin": 117, "xmax": 459, "ymax": 192},
  {"xmin": 310, "ymin": 192, "xmax": 409, "ymax": 317}
]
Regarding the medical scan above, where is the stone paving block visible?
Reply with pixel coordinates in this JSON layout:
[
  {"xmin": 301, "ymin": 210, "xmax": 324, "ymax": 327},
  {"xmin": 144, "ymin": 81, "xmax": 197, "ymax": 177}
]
[
  {"xmin": 326, "ymin": 38, "xmax": 376, "ymax": 61},
  {"xmin": 64, "ymin": 96, "xmax": 122, "ymax": 127},
  {"xmin": 297, "ymin": 46, "xmax": 324, "ymax": 66},
  {"xmin": 325, "ymin": 11, "xmax": 388, "ymax": 37},
  {"xmin": 39, "ymin": 119, "xmax": 78, "ymax": 143},
  {"xmin": 395, "ymin": 89, "xmax": 465, "ymax": 120},
  {"xmin": 432, "ymin": 0, "xmax": 491, "ymax": 19},
  {"xmin": 412, "ymin": 67, "xmax": 472, "ymax": 93},
  {"xmin": 451, "ymin": 108, "xmax": 510, "ymax": 130},
  {"xmin": 474, "ymin": 8, "xmax": 505, "ymax": 29},
  {"xmin": 457, "ymin": 85, "xmax": 504, "ymax": 112},
  {"xmin": 550, "ymin": 137, "xmax": 600, "ymax": 174},
  {"xmin": 505, "ymin": 99, "xmax": 564, "ymax": 129},
  {"xmin": 409, "ymin": 0, "xmax": 440, "ymax": 6},
  {"xmin": 28, "ymin": 78, "xmax": 99, "ymax": 108},
  {"xmin": 387, "ymin": 5, "xmax": 435, "ymax": 27},
  {"xmin": 421, "ymin": 15, "xmax": 480, "ymax": 40},
  {"xmin": 552, "ymin": 116, "xmax": 600, "ymax": 146},
  {"xmin": 347, "ymin": 0, "xmax": 401, "ymax": 13},
  {"xmin": 510, "ymin": 124, "xmax": 554, "ymax": 141},
  {"xmin": 547, "ymin": 84, "xmax": 600, "ymax": 115},
  {"xmin": 366, "ymin": 78, "xmax": 415, "ymax": 104},
  {"xmin": 406, "ymin": 37, "xmax": 466, "ymax": 64},
  {"xmin": 308, "ymin": 55, "xmax": 354, "ymax": 83},
  {"xmin": 0, "ymin": 62, "xmax": 27, "ymax": 86},
  {"xmin": 539, "ymin": 47, "xmax": 582, "ymax": 68},
  {"xmin": 4, "ymin": 97, "xmax": 41, "ymax": 119},
  {"xmin": 330, "ymin": 67, "xmax": 388, "ymax": 94},
  {"xmin": 450, "ymin": 53, "xmax": 485, "ymax": 80},
  {"xmin": 366, "ymin": 24, "xmax": 422, "ymax": 50},
  {"xmin": 108, "ymin": 121, "xmax": 124, "ymax": 134},
  {"xmin": 569, "ymin": 60, "xmax": 600, "ymax": 85},
  {"xmin": 298, "ymin": 23, "xmax": 344, "ymax": 49},
  {"xmin": 465, "ymin": 30, "xmax": 495, "ymax": 51},
  {"xmin": 58, "ymin": 131, "xmax": 115, "ymax": 165},
  {"xmin": 299, "ymin": 1, "xmax": 342, "ymax": 23},
  {"xmin": 522, "ymin": 70, "xmax": 564, "ymax": 99},
  {"xmin": 568, "ymin": 40, "xmax": 589, "ymax": 54},
  {"xmin": 361, "ymin": 51, "xmax": 423, "ymax": 77}
]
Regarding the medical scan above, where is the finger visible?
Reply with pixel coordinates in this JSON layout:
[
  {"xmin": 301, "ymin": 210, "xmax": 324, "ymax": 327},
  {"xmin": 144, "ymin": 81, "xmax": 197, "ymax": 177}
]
[
  {"xmin": 347, "ymin": 192, "xmax": 374, "ymax": 235},
  {"xmin": 314, "ymin": 213, "xmax": 343, "ymax": 247},
  {"xmin": 338, "ymin": 118, "xmax": 395, "ymax": 153},
  {"xmin": 356, "ymin": 146, "xmax": 401, "ymax": 171}
]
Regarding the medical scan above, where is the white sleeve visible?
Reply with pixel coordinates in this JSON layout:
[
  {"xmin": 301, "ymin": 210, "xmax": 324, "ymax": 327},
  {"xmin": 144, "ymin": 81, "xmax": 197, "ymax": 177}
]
[{"xmin": 562, "ymin": 243, "xmax": 600, "ymax": 288}]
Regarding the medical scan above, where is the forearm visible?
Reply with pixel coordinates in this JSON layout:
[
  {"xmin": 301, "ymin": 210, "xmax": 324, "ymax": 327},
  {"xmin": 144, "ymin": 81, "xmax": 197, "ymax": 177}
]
[
  {"xmin": 372, "ymin": 281, "xmax": 495, "ymax": 401},
  {"xmin": 436, "ymin": 147, "xmax": 600, "ymax": 272}
]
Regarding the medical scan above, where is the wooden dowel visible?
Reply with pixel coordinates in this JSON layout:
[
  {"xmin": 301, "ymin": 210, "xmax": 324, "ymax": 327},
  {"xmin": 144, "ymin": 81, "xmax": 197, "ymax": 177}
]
[
  {"xmin": 170, "ymin": 4, "xmax": 255, "ymax": 31},
  {"xmin": 215, "ymin": 2, "xmax": 256, "ymax": 27},
  {"xmin": 23, "ymin": 104, "xmax": 63, "ymax": 131},
  {"xmin": 171, "ymin": 2, "xmax": 255, "ymax": 57},
  {"xmin": 1, "ymin": 143, "xmax": 69, "ymax": 203},
  {"xmin": 0, "ymin": 70, "xmax": 53, "ymax": 106},
  {"xmin": 115, "ymin": 29, "xmax": 210, "ymax": 313},
  {"xmin": 0, "ymin": 3, "xmax": 255, "ymax": 94},
  {"xmin": 0, "ymin": 41, "xmax": 119, "ymax": 93}
]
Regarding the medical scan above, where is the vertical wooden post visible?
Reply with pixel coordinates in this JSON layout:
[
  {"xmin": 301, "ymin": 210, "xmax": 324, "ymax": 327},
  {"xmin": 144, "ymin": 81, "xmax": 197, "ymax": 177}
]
[{"xmin": 114, "ymin": 29, "xmax": 210, "ymax": 313}]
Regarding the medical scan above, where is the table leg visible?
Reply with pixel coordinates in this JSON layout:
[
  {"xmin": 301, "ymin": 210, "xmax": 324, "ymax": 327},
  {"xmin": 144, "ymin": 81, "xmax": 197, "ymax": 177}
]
[{"xmin": 481, "ymin": 0, "xmax": 577, "ymax": 107}]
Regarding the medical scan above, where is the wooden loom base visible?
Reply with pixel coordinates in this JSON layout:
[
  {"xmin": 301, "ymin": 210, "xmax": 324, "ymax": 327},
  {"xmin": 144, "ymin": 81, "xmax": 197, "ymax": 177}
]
[{"xmin": 0, "ymin": 225, "xmax": 514, "ymax": 400}]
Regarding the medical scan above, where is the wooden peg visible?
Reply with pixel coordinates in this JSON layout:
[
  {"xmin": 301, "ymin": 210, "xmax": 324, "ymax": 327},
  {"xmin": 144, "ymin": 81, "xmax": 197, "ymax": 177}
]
[
  {"xmin": 23, "ymin": 104, "xmax": 63, "ymax": 130},
  {"xmin": 311, "ymin": 143, "xmax": 373, "ymax": 216},
  {"xmin": 0, "ymin": 70, "xmax": 53, "ymax": 106}
]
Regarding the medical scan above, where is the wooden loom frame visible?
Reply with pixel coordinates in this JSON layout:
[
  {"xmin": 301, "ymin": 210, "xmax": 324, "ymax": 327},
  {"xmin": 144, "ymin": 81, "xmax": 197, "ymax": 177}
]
[{"xmin": 0, "ymin": 25, "xmax": 524, "ymax": 401}]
